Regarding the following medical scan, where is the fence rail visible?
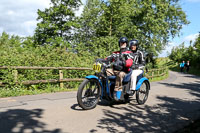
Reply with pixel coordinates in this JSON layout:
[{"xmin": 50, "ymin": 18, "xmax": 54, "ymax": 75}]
[
  {"xmin": 0, "ymin": 66, "xmax": 168, "ymax": 87},
  {"xmin": 0, "ymin": 66, "xmax": 92, "ymax": 70},
  {"xmin": 144, "ymin": 67, "xmax": 168, "ymax": 79}
]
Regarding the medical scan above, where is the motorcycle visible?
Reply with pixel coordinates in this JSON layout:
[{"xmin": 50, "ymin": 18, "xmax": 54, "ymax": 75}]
[{"xmin": 77, "ymin": 59, "xmax": 150, "ymax": 110}]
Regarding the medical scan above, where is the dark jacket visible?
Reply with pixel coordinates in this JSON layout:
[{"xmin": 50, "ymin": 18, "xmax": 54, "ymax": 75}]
[
  {"xmin": 130, "ymin": 50, "xmax": 145, "ymax": 69},
  {"xmin": 106, "ymin": 48, "xmax": 133, "ymax": 72}
]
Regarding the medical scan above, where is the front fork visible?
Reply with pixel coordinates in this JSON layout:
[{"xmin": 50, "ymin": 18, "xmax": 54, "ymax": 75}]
[{"xmin": 100, "ymin": 78, "xmax": 114, "ymax": 100}]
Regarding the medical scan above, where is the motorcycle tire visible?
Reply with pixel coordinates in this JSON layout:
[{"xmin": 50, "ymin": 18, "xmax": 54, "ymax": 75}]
[
  {"xmin": 77, "ymin": 79, "xmax": 101, "ymax": 110},
  {"xmin": 136, "ymin": 81, "xmax": 149, "ymax": 105}
]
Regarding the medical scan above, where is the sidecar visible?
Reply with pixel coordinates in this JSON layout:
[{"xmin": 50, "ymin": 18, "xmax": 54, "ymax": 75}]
[
  {"xmin": 77, "ymin": 61, "xmax": 150, "ymax": 110},
  {"xmin": 108, "ymin": 69, "xmax": 150, "ymax": 104}
]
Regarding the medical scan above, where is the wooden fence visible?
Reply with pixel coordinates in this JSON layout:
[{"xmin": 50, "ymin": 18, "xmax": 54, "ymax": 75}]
[
  {"xmin": 0, "ymin": 66, "xmax": 168, "ymax": 87},
  {"xmin": 144, "ymin": 67, "xmax": 168, "ymax": 80}
]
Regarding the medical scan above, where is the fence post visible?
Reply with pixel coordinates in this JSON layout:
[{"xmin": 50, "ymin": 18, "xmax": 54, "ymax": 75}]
[
  {"xmin": 59, "ymin": 70, "xmax": 64, "ymax": 88},
  {"xmin": 13, "ymin": 70, "xmax": 18, "ymax": 83}
]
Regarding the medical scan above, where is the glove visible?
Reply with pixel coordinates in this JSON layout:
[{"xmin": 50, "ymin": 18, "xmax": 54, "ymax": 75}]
[
  {"xmin": 123, "ymin": 54, "xmax": 128, "ymax": 60},
  {"xmin": 96, "ymin": 58, "xmax": 105, "ymax": 62},
  {"xmin": 113, "ymin": 62, "xmax": 123, "ymax": 71},
  {"xmin": 113, "ymin": 58, "xmax": 126, "ymax": 71},
  {"xmin": 132, "ymin": 64, "xmax": 139, "ymax": 69}
]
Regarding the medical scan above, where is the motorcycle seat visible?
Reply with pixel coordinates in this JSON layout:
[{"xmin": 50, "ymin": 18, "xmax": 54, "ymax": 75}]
[{"xmin": 123, "ymin": 69, "xmax": 132, "ymax": 83}]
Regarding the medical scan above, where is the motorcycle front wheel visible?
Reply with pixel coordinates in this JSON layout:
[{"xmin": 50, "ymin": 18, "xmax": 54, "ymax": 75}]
[
  {"xmin": 136, "ymin": 81, "xmax": 149, "ymax": 105},
  {"xmin": 77, "ymin": 79, "xmax": 101, "ymax": 110}
]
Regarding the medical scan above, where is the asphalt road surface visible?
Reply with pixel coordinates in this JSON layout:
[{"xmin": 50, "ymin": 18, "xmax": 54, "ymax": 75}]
[{"xmin": 0, "ymin": 71, "xmax": 200, "ymax": 133}]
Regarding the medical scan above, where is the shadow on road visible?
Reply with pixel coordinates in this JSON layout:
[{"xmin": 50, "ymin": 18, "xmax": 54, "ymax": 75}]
[
  {"xmin": 160, "ymin": 82, "xmax": 200, "ymax": 99},
  {"xmin": 0, "ymin": 109, "xmax": 62, "ymax": 133},
  {"xmin": 184, "ymin": 75, "xmax": 200, "ymax": 79},
  {"xmin": 90, "ymin": 80, "xmax": 200, "ymax": 133},
  {"xmin": 71, "ymin": 103, "xmax": 86, "ymax": 111}
]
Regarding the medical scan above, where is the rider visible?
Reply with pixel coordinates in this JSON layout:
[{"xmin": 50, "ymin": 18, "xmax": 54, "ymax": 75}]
[
  {"xmin": 105, "ymin": 37, "xmax": 133, "ymax": 100},
  {"xmin": 129, "ymin": 39, "xmax": 145, "ymax": 91}
]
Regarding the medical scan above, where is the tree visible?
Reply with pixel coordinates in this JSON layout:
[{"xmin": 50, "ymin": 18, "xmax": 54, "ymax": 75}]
[
  {"xmin": 169, "ymin": 36, "xmax": 200, "ymax": 68},
  {"xmin": 0, "ymin": 32, "xmax": 9, "ymax": 48},
  {"xmin": 194, "ymin": 32, "xmax": 200, "ymax": 51},
  {"xmin": 74, "ymin": 0, "xmax": 119, "ymax": 57},
  {"xmin": 76, "ymin": 0, "xmax": 189, "ymax": 57},
  {"xmin": 193, "ymin": 32, "xmax": 200, "ymax": 66},
  {"xmin": 169, "ymin": 43, "xmax": 186, "ymax": 62},
  {"xmin": 34, "ymin": 0, "xmax": 81, "ymax": 46}
]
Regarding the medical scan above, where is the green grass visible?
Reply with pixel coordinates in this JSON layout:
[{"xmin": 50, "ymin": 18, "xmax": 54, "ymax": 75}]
[
  {"xmin": 0, "ymin": 84, "xmax": 80, "ymax": 98},
  {"xmin": 149, "ymin": 71, "xmax": 169, "ymax": 82},
  {"xmin": 0, "ymin": 86, "xmax": 64, "ymax": 98},
  {"xmin": 146, "ymin": 57, "xmax": 170, "ymax": 82}
]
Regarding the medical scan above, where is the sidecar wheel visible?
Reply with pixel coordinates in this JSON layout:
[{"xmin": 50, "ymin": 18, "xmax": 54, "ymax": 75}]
[
  {"xmin": 136, "ymin": 81, "xmax": 149, "ymax": 105},
  {"xmin": 77, "ymin": 79, "xmax": 101, "ymax": 110}
]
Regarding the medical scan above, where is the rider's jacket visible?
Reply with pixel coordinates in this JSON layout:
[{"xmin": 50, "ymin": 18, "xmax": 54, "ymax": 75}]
[
  {"xmin": 130, "ymin": 50, "xmax": 145, "ymax": 70},
  {"xmin": 105, "ymin": 48, "xmax": 133, "ymax": 72}
]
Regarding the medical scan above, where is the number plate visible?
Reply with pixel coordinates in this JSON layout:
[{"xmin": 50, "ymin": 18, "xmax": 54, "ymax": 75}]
[{"xmin": 93, "ymin": 63, "xmax": 102, "ymax": 72}]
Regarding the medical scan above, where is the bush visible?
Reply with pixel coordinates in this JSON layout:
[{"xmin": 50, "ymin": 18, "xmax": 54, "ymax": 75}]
[{"xmin": 0, "ymin": 32, "xmax": 95, "ymax": 91}]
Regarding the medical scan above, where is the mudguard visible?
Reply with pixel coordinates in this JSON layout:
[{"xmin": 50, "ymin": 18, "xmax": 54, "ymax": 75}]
[
  {"xmin": 136, "ymin": 77, "xmax": 150, "ymax": 90},
  {"xmin": 85, "ymin": 75, "xmax": 103, "ymax": 87},
  {"xmin": 85, "ymin": 75, "xmax": 99, "ymax": 80},
  {"xmin": 85, "ymin": 75, "xmax": 104, "ymax": 96}
]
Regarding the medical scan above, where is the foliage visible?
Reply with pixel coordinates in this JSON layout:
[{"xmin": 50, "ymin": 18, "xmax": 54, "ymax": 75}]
[
  {"xmin": 74, "ymin": 0, "xmax": 189, "ymax": 58},
  {"xmin": 169, "ymin": 33, "xmax": 200, "ymax": 68},
  {"xmin": 0, "ymin": 32, "xmax": 94, "ymax": 92},
  {"xmin": 34, "ymin": 0, "xmax": 81, "ymax": 46}
]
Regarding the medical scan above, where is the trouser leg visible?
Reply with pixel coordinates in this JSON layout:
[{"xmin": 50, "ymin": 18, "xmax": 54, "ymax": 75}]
[
  {"xmin": 106, "ymin": 69, "xmax": 127, "ymax": 91},
  {"xmin": 106, "ymin": 68, "xmax": 114, "ymax": 76},
  {"xmin": 130, "ymin": 70, "xmax": 143, "ymax": 90},
  {"xmin": 187, "ymin": 67, "xmax": 189, "ymax": 72},
  {"xmin": 114, "ymin": 71, "xmax": 126, "ymax": 91}
]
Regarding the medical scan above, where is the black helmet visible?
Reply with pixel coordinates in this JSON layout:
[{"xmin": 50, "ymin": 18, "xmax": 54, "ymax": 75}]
[
  {"xmin": 129, "ymin": 39, "xmax": 139, "ymax": 49},
  {"xmin": 118, "ymin": 37, "xmax": 128, "ymax": 47}
]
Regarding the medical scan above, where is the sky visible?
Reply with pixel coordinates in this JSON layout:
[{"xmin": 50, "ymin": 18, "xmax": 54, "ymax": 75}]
[
  {"xmin": 0, "ymin": 0, "xmax": 85, "ymax": 36},
  {"xmin": 0, "ymin": 0, "xmax": 199, "ymax": 57},
  {"xmin": 160, "ymin": 0, "xmax": 200, "ymax": 57}
]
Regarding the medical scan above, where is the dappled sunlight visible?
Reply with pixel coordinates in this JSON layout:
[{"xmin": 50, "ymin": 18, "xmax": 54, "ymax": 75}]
[
  {"xmin": 91, "ymin": 94, "xmax": 200, "ymax": 133},
  {"xmin": 0, "ymin": 109, "xmax": 61, "ymax": 133},
  {"xmin": 90, "ymin": 76, "xmax": 200, "ymax": 133}
]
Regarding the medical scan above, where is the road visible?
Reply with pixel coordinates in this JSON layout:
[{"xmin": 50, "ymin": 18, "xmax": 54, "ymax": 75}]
[{"xmin": 0, "ymin": 71, "xmax": 200, "ymax": 133}]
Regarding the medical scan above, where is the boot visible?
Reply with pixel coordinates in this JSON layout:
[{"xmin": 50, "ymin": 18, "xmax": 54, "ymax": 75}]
[{"xmin": 113, "ymin": 90, "xmax": 122, "ymax": 101}]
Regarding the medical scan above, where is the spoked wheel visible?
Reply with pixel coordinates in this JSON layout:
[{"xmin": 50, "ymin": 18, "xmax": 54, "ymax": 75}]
[
  {"xmin": 136, "ymin": 81, "xmax": 149, "ymax": 105},
  {"xmin": 77, "ymin": 79, "xmax": 101, "ymax": 110}
]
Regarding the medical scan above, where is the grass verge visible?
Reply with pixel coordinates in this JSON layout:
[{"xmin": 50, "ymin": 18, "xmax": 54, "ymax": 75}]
[
  {"xmin": 149, "ymin": 71, "xmax": 169, "ymax": 82},
  {"xmin": 0, "ymin": 83, "xmax": 80, "ymax": 98}
]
